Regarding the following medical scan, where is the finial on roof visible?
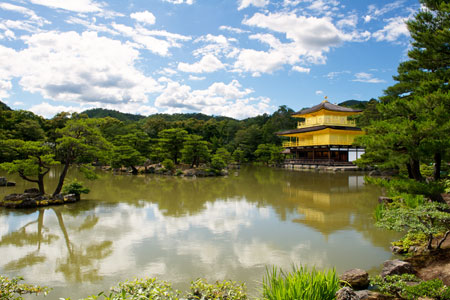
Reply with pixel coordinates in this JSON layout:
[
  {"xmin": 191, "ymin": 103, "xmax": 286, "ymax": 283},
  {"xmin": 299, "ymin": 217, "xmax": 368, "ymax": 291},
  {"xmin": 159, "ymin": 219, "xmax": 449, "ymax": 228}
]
[{"xmin": 322, "ymin": 96, "xmax": 329, "ymax": 103}]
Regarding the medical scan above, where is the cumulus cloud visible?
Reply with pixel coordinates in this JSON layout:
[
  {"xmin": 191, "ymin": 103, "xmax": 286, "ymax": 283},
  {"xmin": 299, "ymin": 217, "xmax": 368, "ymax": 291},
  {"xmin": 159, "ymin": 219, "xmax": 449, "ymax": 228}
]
[
  {"xmin": 112, "ymin": 23, "xmax": 191, "ymax": 56},
  {"xmin": 29, "ymin": 0, "xmax": 104, "ymax": 13},
  {"xmin": 188, "ymin": 75, "xmax": 206, "ymax": 81},
  {"xmin": 373, "ymin": 17, "xmax": 409, "ymax": 42},
  {"xmin": 0, "ymin": 31, "xmax": 161, "ymax": 106},
  {"xmin": 238, "ymin": 0, "xmax": 269, "ymax": 11},
  {"xmin": 0, "ymin": 3, "xmax": 49, "ymax": 27},
  {"xmin": 352, "ymin": 72, "xmax": 385, "ymax": 83},
  {"xmin": 155, "ymin": 80, "xmax": 272, "ymax": 119},
  {"xmin": 29, "ymin": 102, "xmax": 85, "ymax": 118},
  {"xmin": 130, "ymin": 11, "xmax": 156, "ymax": 25},
  {"xmin": 292, "ymin": 66, "xmax": 310, "ymax": 73},
  {"xmin": 178, "ymin": 54, "xmax": 225, "ymax": 73},
  {"xmin": 193, "ymin": 34, "xmax": 238, "ymax": 58}
]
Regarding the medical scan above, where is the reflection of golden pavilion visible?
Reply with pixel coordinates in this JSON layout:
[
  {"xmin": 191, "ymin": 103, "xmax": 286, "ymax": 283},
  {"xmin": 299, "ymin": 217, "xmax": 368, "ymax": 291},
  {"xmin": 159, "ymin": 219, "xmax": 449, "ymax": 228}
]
[
  {"xmin": 277, "ymin": 99, "xmax": 365, "ymax": 165},
  {"xmin": 283, "ymin": 174, "xmax": 373, "ymax": 236}
]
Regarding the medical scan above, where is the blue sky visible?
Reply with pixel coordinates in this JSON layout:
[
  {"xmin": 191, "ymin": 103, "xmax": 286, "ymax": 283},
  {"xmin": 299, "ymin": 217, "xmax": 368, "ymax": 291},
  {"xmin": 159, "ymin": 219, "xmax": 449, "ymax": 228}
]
[{"xmin": 0, "ymin": 0, "xmax": 418, "ymax": 119}]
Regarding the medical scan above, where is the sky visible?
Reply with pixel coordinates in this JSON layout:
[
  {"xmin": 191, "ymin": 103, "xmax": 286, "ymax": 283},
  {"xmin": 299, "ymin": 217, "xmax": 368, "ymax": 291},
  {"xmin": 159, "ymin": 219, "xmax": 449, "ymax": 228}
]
[{"xmin": 0, "ymin": 0, "xmax": 419, "ymax": 119}]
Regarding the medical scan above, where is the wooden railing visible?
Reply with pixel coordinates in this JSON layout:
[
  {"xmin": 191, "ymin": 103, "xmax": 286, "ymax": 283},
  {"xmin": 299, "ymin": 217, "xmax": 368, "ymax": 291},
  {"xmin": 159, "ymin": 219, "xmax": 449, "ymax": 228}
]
[
  {"xmin": 297, "ymin": 119, "xmax": 356, "ymax": 128},
  {"xmin": 284, "ymin": 159, "xmax": 354, "ymax": 166}
]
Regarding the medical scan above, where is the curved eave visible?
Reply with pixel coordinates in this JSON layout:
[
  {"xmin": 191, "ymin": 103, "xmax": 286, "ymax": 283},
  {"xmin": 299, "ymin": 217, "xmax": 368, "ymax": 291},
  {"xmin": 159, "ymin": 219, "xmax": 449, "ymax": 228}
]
[
  {"xmin": 276, "ymin": 125, "xmax": 363, "ymax": 136},
  {"xmin": 292, "ymin": 102, "xmax": 363, "ymax": 117}
]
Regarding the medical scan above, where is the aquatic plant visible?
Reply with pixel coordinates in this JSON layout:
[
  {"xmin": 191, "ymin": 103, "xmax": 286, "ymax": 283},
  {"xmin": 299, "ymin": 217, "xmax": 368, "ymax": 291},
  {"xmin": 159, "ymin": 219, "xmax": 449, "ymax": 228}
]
[
  {"xmin": 0, "ymin": 275, "xmax": 50, "ymax": 300},
  {"xmin": 186, "ymin": 279, "xmax": 248, "ymax": 300},
  {"xmin": 262, "ymin": 265, "xmax": 340, "ymax": 300}
]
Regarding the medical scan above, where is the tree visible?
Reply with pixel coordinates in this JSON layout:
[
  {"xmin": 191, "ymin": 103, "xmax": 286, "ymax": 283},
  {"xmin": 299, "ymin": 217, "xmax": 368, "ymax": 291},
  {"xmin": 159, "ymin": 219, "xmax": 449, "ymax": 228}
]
[
  {"xmin": 181, "ymin": 134, "xmax": 210, "ymax": 167},
  {"xmin": 53, "ymin": 118, "xmax": 110, "ymax": 196},
  {"xmin": 157, "ymin": 128, "xmax": 188, "ymax": 164},
  {"xmin": 0, "ymin": 140, "xmax": 59, "ymax": 194},
  {"xmin": 215, "ymin": 148, "xmax": 231, "ymax": 165},
  {"xmin": 357, "ymin": 0, "xmax": 450, "ymax": 181}
]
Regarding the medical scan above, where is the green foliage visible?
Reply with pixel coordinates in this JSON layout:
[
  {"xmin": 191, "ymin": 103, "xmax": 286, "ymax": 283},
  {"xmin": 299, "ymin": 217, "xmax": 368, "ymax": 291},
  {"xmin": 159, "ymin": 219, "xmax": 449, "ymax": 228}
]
[
  {"xmin": 391, "ymin": 232, "xmax": 428, "ymax": 253},
  {"xmin": 181, "ymin": 135, "xmax": 210, "ymax": 167},
  {"xmin": 0, "ymin": 275, "xmax": 50, "ymax": 300},
  {"xmin": 80, "ymin": 277, "xmax": 180, "ymax": 300},
  {"xmin": 215, "ymin": 148, "xmax": 231, "ymax": 165},
  {"xmin": 0, "ymin": 100, "xmax": 12, "ymax": 111},
  {"xmin": 262, "ymin": 265, "xmax": 340, "ymax": 300},
  {"xmin": 157, "ymin": 128, "xmax": 188, "ymax": 164},
  {"xmin": 210, "ymin": 154, "xmax": 226, "ymax": 171},
  {"xmin": 162, "ymin": 159, "xmax": 175, "ymax": 172},
  {"xmin": 364, "ymin": 176, "xmax": 445, "ymax": 201},
  {"xmin": 376, "ymin": 199, "xmax": 450, "ymax": 250},
  {"xmin": 0, "ymin": 140, "xmax": 59, "ymax": 194},
  {"xmin": 186, "ymin": 279, "xmax": 247, "ymax": 300},
  {"xmin": 232, "ymin": 148, "xmax": 245, "ymax": 164},
  {"xmin": 62, "ymin": 180, "xmax": 90, "ymax": 196},
  {"xmin": 254, "ymin": 144, "xmax": 284, "ymax": 165},
  {"xmin": 371, "ymin": 274, "xmax": 450, "ymax": 300},
  {"xmin": 82, "ymin": 108, "xmax": 145, "ymax": 122}
]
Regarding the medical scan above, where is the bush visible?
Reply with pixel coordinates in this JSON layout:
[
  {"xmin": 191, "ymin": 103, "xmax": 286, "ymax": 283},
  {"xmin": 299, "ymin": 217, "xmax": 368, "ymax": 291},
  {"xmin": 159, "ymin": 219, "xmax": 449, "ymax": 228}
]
[
  {"xmin": 262, "ymin": 265, "xmax": 340, "ymax": 300},
  {"xmin": 371, "ymin": 274, "xmax": 450, "ymax": 300},
  {"xmin": 211, "ymin": 154, "xmax": 226, "ymax": 171},
  {"xmin": 162, "ymin": 159, "xmax": 175, "ymax": 172},
  {"xmin": 186, "ymin": 279, "xmax": 247, "ymax": 300},
  {"xmin": 62, "ymin": 180, "xmax": 90, "ymax": 196},
  {"xmin": 391, "ymin": 232, "xmax": 428, "ymax": 253},
  {"xmin": 0, "ymin": 275, "xmax": 50, "ymax": 300},
  {"xmin": 81, "ymin": 278, "xmax": 180, "ymax": 300}
]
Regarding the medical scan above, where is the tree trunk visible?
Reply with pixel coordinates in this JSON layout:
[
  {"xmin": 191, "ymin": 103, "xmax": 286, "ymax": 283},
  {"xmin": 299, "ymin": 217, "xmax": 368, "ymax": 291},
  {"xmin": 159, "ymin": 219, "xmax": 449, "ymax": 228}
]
[
  {"xmin": 434, "ymin": 152, "xmax": 441, "ymax": 181},
  {"xmin": 410, "ymin": 158, "xmax": 423, "ymax": 181},
  {"xmin": 53, "ymin": 162, "xmax": 70, "ymax": 196},
  {"xmin": 406, "ymin": 163, "xmax": 414, "ymax": 179},
  {"xmin": 38, "ymin": 174, "xmax": 45, "ymax": 195}
]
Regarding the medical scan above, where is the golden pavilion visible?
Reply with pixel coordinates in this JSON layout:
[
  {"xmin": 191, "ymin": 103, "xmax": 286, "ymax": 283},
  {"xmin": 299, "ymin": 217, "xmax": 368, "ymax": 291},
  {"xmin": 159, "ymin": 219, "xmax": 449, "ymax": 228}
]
[{"xmin": 277, "ymin": 99, "xmax": 365, "ymax": 165}]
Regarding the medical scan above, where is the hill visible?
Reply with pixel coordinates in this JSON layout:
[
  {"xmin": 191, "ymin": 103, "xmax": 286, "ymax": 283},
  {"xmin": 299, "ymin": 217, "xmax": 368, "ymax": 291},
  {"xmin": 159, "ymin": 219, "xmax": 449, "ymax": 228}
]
[
  {"xmin": 82, "ymin": 108, "xmax": 145, "ymax": 122},
  {"xmin": 145, "ymin": 113, "xmax": 236, "ymax": 122},
  {"xmin": 338, "ymin": 99, "xmax": 370, "ymax": 109},
  {"xmin": 0, "ymin": 100, "xmax": 12, "ymax": 111}
]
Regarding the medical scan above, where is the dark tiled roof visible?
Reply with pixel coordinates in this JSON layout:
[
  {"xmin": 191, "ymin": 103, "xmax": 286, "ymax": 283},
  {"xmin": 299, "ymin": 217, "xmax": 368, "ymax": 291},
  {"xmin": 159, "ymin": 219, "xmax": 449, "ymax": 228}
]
[
  {"xmin": 293, "ymin": 101, "xmax": 362, "ymax": 115},
  {"xmin": 276, "ymin": 125, "xmax": 362, "ymax": 135}
]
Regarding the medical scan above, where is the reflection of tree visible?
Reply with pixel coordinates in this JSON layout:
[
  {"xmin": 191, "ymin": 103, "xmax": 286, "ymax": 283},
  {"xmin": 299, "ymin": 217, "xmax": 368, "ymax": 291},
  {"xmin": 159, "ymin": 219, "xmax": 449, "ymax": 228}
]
[{"xmin": 0, "ymin": 207, "xmax": 113, "ymax": 283}]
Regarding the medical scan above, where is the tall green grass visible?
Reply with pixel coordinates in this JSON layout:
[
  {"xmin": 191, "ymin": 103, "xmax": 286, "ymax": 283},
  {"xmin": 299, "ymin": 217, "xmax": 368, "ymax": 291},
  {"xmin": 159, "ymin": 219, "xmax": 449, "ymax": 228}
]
[{"xmin": 262, "ymin": 265, "xmax": 340, "ymax": 300}]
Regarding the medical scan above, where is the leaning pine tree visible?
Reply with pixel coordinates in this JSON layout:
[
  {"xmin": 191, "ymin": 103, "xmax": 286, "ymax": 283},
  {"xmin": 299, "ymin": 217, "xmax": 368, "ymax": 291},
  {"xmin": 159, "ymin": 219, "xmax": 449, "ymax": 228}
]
[{"xmin": 356, "ymin": 0, "xmax": 450, "ymax": 181}]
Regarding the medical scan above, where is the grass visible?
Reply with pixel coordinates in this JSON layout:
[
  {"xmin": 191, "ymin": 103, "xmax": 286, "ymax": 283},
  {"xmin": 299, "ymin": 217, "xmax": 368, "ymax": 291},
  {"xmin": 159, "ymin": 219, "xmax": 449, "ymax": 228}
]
[{"xmin": 262, "ymin": 265, "xmax": 340, "ymax": 300}]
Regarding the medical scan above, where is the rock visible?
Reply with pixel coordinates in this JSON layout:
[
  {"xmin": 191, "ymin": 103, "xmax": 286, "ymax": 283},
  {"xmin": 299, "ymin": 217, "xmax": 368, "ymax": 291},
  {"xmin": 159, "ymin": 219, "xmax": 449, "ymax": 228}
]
[
  {"xmin": 183, "ymin": 169, "xmax": 197, "ymax": 177},
  {"xmin": 335, "ymin": 287, "xmax": 359, "ymax": 300},
  {"xmin": 381, "ymin": 259, "xmax": 414, "ymax": 277},
  {"xmin": 340, "ymin": 269, "xmax": 369, "ymax": 289},
  {"xmin": 6, "ymin": 181, "xmax": 16, "ymax": 186},
  {"xmin": 378, "ymin": 196, "xmax": 393, "ymax": 205},
  {"xmin": 24, "ymin": 188, "xmax": 40, "ymax": 194},
  {"xmin": 390, "ymin": 245, "xmax": 405, "ymax": 254},
  {"xmin": 355, "ymin": 290, "xmax": 370, "ymax": 300},
  {"xmin": 0, "ymin": 177, "xmax": 7, "ymax": 186},
  {"xmin": 362, "ymin": 291, "xmax": 394, "ymax": 300}
]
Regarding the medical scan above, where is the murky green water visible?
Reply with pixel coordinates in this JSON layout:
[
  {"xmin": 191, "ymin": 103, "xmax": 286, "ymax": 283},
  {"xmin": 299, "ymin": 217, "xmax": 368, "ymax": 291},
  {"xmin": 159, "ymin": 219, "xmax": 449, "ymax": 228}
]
[{"xmin": 0, "ymin": 166, "xmax": 399, "ymax": 299}]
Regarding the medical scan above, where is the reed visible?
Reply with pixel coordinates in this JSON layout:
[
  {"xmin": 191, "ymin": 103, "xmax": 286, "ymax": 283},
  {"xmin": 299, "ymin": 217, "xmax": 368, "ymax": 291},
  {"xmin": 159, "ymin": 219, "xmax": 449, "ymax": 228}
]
[{"xmin": 262, "ymin": 265, "xmax": 340, "ymax": 300}]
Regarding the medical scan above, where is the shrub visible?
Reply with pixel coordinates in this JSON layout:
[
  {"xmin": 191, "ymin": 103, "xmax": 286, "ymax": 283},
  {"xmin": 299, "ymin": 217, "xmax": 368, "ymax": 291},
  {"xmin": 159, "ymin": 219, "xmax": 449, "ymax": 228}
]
[
  {"xmin": 162, "ymin": 159, "xmax": 175, "ymax": 172},
  {"xmin": 186, "ymin": 279, "xmax": 247, "ymax": 300},
  {"xmin": 391, "ymin": 232, "xmax": 428, "ymax": 253},
  {"xmin": 0, "ymin": 275, "xmax": 50, "ymax": 300},
  {"xmin": 81, "ymin": 278, "xmax": 180, "ymax": 300},
  {"xmin": 262, "ymin": 265, "xmax": 340, "ymax": 300},
  {"xmin": 62, "ymin": 180, "xmax": 90, "ymax": 196},
  {"xmin": 211, "ymin": 154, "xmax": 226, "ymax": 171},
  {"xmin": 371, "ymin": 274, "xmax": 450, "ymax": 300}
]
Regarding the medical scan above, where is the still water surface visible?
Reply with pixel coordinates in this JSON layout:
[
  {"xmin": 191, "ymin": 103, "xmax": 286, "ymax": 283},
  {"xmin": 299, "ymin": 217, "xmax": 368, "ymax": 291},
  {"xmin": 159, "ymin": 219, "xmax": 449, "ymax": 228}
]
[{"xmin": 0, "ymin": 166, "xmax": 398, "ymax": 299}]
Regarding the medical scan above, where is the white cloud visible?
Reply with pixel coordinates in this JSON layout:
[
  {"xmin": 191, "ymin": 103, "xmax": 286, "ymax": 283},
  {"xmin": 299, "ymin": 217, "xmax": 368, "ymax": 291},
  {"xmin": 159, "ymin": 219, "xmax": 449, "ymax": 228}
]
[
  {"xmin": 292, "ymin": 66, "xmax": 310, "ymax": 73},
  {"xmin": 283, "ymin": 0, "xmax": 302, "ymax": 6},
  {"xmin": 29, "ymin": 102, "xmax": 85, "ymax": 118},
  {"xmin": 178, "ymin": 54, "xmax": 225, "ymax": 73},
  {"xmin": 368, "ymin": 1, "xmax": 405, "ymax": 18},
  {"xmin": 162, "ymin": 0, "xmax": 194, "ymax": 4},
  {"xmin": 326, "ymin": 70, "xmax": 350, "ymax": 79},
  {"xmin": 65, "ymin": 16, "xmax": 119, "ymax": 35},
  {"xmin": 373, "ymin": 17, "xmax": 409, "ymax": 42},
  {"xmin": 363, "ymin": 15, "xmax": 372, "ymax": 23},
  {"xmin": 29, "ymin": 0, "xmax": 104, "ymax": 13},
  {"xmin": 0, "ymin": 3, "xmax": 49, "ymax": 27},
  {"xmin": 0, "ymin": 79, "xmax": 12, "ymax": 100},
  {"xmin": 193, "ymin": 34, "xmax": 238, "ymax": 58},
  {"xmin": 0, "ymin": 31, "xmax": 161, "ymax": 106},
  {"xmin": 219, "ymin": 25, "xmax": 249, "ymax": 34},
  {"xmin": 130, "ymin": 11, "xmax": 156, "ymax": 25},
  {"xmin": 352, "ymin": 72, "xmax": 385, "ymax": 83},
  {"xmin": 307, "ymin": 0, "xmax": 339, "ymax": 15},
  {"xmin": 155, "ymin": 80, "xmax": 272, "ymax": 119},
  {"xmin": 337, "ymin": 15, "xmax": 358, "ymax": 29},
  {"xmin": 315, "ymin": 90, "xmax": 323, "ymax": 95},
  {"xmin": 238, "ymin": 0, "xmax": 269, "ymax": 11},
  {"xmin": 112, "ymin": 23, "xmax": 190, "ymax": 56},
  {"xmin": 188, "ymin": 75, "xmax": 206, "ymax": 81}
]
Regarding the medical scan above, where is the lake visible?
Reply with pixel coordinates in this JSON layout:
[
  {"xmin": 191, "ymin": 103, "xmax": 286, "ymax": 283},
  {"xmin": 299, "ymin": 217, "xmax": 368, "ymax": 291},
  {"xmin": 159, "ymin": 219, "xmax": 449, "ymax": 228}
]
[{"xmin": 0, "ymin": 166, "xmax": 399, "ymax": 299}]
